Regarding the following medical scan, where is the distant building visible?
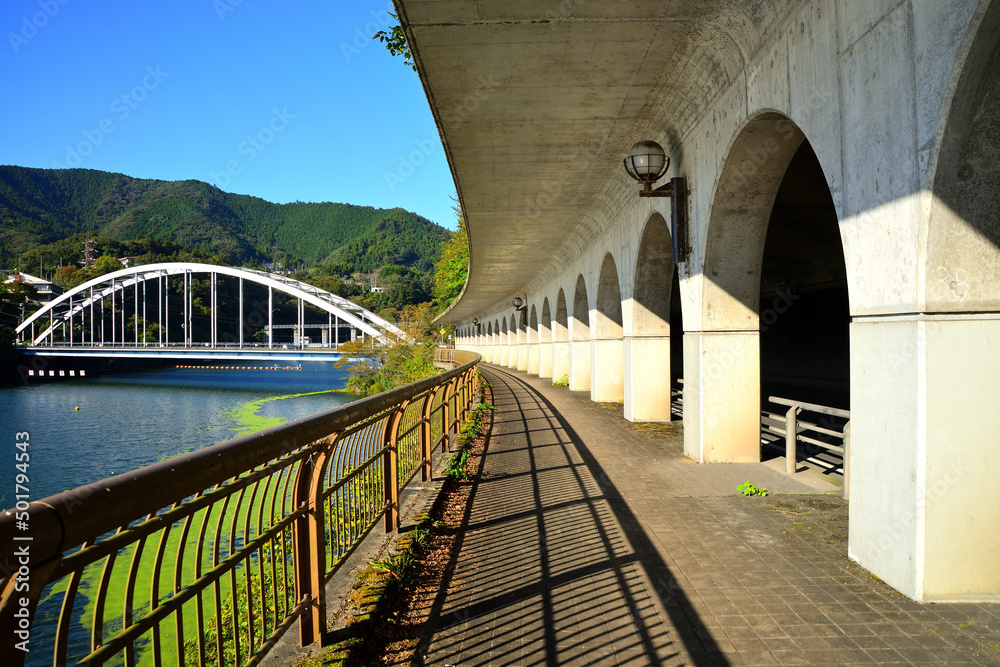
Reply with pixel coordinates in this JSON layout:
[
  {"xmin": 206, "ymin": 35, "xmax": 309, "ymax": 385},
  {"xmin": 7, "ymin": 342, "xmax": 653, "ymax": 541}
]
[
  {"xmin": 118, "ymin": 256, "xmax": 139, "ymax": 267},
  {"xmin": 4, "ymin": 272, "xmax": 64, "ymax": 303}
]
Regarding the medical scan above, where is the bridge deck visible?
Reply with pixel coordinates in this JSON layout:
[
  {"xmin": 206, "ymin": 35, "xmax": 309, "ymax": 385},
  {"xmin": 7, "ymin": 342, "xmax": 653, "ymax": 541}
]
[
  {"xmin": 416, "ymin": 365, "xmax": 999, "ymax": 665},
  {"xmin": 19, "ymin": 346, "xmax": 346, "ymax": 361}
]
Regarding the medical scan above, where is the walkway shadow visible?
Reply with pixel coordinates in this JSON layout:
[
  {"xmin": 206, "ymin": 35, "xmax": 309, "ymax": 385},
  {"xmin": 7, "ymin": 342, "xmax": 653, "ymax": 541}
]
[{"xmin": 418, "ymin": 366, "xmax": 728, "ymax": 666}]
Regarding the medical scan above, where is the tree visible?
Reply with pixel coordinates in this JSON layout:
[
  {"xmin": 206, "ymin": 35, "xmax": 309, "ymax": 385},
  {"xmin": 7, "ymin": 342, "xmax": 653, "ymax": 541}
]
[{"xmin": 433, "ymin": 204, "xmax": 469, "ymax": 313}]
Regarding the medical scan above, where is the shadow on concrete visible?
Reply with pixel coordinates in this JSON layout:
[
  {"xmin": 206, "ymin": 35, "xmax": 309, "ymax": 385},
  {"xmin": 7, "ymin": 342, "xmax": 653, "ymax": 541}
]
[{"xmin": 418, "ymin": 366, "xmax": 728, "ymax": 666}]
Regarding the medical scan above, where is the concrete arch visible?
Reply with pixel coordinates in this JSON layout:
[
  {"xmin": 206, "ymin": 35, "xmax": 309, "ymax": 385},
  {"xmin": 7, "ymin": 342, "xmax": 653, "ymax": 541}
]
[
  {"xmin": 570, "ymin": 274, "xmax": 591, "ymax": 391},
  {"xmin": 689, "ymin": 112, "xmax": 809, "ymax": 464},
  {"xmin": 626, "ymin": 213, "xmax": 675, "ymax": 421},
  {"xmin": 632, "ymin": 213, "xmax": 673, "ymax": 337},
  {"xmin": 847, "ymin": 1, "xmax": 1000, "ymax": 602},
  {"xmin": 15, "ymin": 261, "xmax": 401, "ymax": 346},
  {"xmin": 552, "ymin": 289, "xmax": 569, "ymax": 381},
  {"xmin": 539, "ymin": 297, "xmax": 553, "ymax": 378},
  {"xmin": 499, "ymin": 316, "xmax": 509, "ymax": 366},
  {"xmin": 554, "ymin": 290, "xmax": 568, "ymax": 341},
  {"xmin": 527, "ymin": 304, "xmax": 539, "ymax": 374},
  {"xmin": 595, "ymin": 253, "xmax": 623, "ymax": 339},
  {"xmin": 923, "ymin": 1, "xmax": 1000, "ymax": 313},
  {"xmin": 702, "ymin": 112, "xmax": 807, "ymax": 330},
  {"xmin": 593, "ymin": 254, "xmax": 624, "ymax": 402}
]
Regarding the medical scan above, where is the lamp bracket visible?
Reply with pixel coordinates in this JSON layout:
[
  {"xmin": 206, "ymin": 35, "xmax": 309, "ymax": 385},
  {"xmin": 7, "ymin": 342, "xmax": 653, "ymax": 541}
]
[{"xmin": 638, "ymin": 181, "xmax": 676, "ymax": 197}]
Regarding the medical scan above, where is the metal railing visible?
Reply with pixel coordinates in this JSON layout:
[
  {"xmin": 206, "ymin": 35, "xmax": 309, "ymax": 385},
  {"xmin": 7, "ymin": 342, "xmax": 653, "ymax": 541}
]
[
  {"xmin": 0, "ymin": 351, "xmax": 480, "ymax": 667},
  {"xmin": 762, "ymin": 396, "xmax": 851, "ymax": 498}
]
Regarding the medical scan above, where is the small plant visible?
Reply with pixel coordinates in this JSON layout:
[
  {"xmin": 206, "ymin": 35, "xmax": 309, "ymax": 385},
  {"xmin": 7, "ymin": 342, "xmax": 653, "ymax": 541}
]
[
  {"xmin": 372, "ymin": 552, "xmax": 416, "ymax": 584},
  {"xmin": 738, "ymin": 480, "xmax": 768, "ymax": 497},
  {"xmin": 409, "ymin": 526, "xmax": 430, "ymax": 552},
  {"xmin": 552, "ymin": 374, "xmax": 569, "ymax": 387},
  {"xmin": 444, "ymin": 449, "xmax": 470, "ymax": 479}
]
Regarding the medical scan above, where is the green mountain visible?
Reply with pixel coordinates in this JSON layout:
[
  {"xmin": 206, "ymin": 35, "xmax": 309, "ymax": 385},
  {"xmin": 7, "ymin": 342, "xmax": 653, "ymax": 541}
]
[{"xmin": 0, "ymin": 166, "xmax": 449, "ymax": 271}]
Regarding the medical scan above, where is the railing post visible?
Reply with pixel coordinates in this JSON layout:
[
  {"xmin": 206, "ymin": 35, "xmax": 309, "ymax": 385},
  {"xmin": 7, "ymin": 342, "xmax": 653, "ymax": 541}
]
[
  {"xmin": 292, "ymin": 443, "xmax": 326, "ymax": 646},
  {"xmin": 420, "ymin": 391, "xmax": 434, "ymax": 481},
  {"xmin": 441, "ymin": 381, "xmax": 451, "ymax": 443},
  {"xmin": 785, "ymin": 405, "xmax": 799, "ymax": 475},
  {"xmin": 843, "ymin": 420, "xmax": 851, "ymax": 500},
  {"xmin": 383, "ymin": 403, "xmax": 405, "ymax": 533}
]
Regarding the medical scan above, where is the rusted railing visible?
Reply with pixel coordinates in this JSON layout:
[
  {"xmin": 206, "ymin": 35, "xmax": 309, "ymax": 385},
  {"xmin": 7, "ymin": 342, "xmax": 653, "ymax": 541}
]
[
  {"xmin": 762, "ymin": 396, "xmax": 851, "ymax": 498},
  {"xmin": 0, "ymin": 351, "xmax": 480, "ymax": 667}
]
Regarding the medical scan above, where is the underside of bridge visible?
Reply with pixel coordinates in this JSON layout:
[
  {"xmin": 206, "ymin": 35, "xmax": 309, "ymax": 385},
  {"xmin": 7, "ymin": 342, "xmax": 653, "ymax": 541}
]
[{"xmin": 397, "ymin": 0, "xmax": 1000, "ymax": 602}]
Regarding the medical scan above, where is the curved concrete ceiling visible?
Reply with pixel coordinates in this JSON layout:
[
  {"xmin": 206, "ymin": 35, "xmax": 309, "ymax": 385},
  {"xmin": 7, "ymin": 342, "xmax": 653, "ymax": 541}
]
[{"xmin": 395, "ymin": 0, "xmax": 802, "ymax": 321}]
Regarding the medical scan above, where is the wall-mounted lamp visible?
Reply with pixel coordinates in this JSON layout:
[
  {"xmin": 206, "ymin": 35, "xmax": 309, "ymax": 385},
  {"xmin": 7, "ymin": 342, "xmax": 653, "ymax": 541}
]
[
  {"xmin": 472, "ymin": 317, "xmax": 481, "ymax": 334},
  {"xmin": 623, "ymin": 140, "xmax": 689, "ymax": 263},
  {"xmin": 511, "ymin": 296, "xmax": 527, "ymax": 314}
]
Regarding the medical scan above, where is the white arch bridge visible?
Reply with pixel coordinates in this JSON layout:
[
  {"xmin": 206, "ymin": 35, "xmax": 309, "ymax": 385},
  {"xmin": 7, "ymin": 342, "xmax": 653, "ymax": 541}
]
[{"xmin": 14, "ymin": 262, "xmax": 404, "ymax": 359}]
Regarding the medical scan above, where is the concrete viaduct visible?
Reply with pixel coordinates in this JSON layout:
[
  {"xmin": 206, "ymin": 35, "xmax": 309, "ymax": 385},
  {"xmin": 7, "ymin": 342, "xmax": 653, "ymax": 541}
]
[{"xmin": 396, "ymin": 0, "xmax": 1000, "ymax": 602}]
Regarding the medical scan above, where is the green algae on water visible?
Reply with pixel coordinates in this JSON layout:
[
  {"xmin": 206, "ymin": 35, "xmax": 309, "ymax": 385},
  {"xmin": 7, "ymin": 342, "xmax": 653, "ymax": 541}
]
[{"xmin": 224, "ymin": 389, "xmax": 339, "ymax": 437}]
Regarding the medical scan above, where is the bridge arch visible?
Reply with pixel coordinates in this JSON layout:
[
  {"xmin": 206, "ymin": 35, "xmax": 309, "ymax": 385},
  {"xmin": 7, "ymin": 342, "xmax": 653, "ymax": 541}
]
[
  {"xmin": 626, "ymin": 213, "xmax": 677, "ymax": 422},
  {"xmin": 538, "ymin": 296, "xmax": 553, "ymax": 378},
  {"xmin": 570, "ymin": 274, "xmax": 591, "ymax": 391},
  {"xmin": 15, "ymin": 262, "xmax": 404, "ymax": 347},
  {"xmin": 592, "ymin": 253, "xmax": 624, "ymax": 402}
]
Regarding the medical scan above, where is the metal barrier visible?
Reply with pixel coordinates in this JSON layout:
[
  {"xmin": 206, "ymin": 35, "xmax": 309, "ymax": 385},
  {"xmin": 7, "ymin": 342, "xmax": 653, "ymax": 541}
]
[
  {"xmin": 762, "ymin": 396, "xmax": 851, "ymax": 499},
  {"xmin": 0, "ymin": 351, "xmax": 480, "ymax": 667}
]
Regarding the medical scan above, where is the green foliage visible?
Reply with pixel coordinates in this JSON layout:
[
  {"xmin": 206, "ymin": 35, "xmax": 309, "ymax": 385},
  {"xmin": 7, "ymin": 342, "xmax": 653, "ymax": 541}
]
[
  {"xmin": 371, "ymin": 552, "xmax": 417, "ymax": 586},
  {"xmin": 0, "ymin": 166, "xmax": 448, "ymax": 272},
  {"xmin": 738, "ymin": 480, "xmax": 768, "ymax": 497},
  {"xmin": 444, "ymin": 449, "xmax": 470, "ymax": 480},
  {"xmin": 552, "ymin": 374, "xmax": 569, "ymax": 387},
  {"xmin": 335, "ymin": 303, "xmax": 439, "ymax": 396},
  {"xmin": 433, "ymin": 204, "xmax": 468, "ymax": 313},
  {"xmin": 0, "ymin": 324, "xmax": 17, "ymax": 368},
  {"xmin": 373, "ymin": 14, "xmax": 415, "ymax": 71}
]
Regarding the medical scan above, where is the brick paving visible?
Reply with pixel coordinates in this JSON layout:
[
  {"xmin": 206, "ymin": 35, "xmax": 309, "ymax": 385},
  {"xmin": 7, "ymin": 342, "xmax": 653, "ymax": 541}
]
[{"xmin": 418, "ymin": 365, "xmax": 1000, "ymax": 666}]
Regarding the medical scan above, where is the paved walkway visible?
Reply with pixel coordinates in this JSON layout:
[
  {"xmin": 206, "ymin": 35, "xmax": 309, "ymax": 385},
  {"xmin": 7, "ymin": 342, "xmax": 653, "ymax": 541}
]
[{"xmin": 418, "ymin": 365, "xmax": 1000, "ymax": 666}]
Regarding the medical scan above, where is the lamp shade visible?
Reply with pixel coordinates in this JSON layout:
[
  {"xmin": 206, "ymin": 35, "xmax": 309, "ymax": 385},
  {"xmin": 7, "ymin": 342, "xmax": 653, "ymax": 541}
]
[{"xmin": 623, "ymin": 140, "xmax": 669, "ymax": 183}]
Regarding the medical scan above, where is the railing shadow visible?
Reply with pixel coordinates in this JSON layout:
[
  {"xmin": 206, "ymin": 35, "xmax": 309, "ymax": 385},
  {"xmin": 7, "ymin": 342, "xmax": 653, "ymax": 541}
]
[{"xmin": 417, "ymin": 366, "xmax": 727, "ymax": 666}]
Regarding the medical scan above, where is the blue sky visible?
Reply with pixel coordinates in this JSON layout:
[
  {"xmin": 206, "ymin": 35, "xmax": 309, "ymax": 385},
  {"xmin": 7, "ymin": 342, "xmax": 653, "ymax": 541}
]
[{"xmin": 1, "ymin": 0, "xmax": 459, "ymax": 229}]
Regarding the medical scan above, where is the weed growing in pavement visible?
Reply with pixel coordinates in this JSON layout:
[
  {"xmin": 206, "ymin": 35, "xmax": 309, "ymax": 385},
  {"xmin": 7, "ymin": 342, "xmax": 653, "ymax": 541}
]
[
  {"xmin": 738, "ymin": 480, "xmax": 768, "ymax": 497},
  {"xmin": 552, "ymin": 374, "xmax": 569, "ymax": 386}
]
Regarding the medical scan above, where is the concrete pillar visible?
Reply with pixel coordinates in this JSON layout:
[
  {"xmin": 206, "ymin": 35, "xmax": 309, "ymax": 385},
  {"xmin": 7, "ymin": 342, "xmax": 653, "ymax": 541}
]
[
  {"xmin": 517, "ymin": 342, "xmax": 528, "ymax": 371},
  {"xmin": 507, "ymin": 341, "xmax": 517, "ymax": 368},
  {"xmin": 682, "ymin": 331, "xmax": 760, "ymax": 462},
  {"xmin": 591, "ymin": 338, "xmax": 623, "ymax": 402},
  {"xmin": 570, "ymin": 340, "xmax": 591, "ymax": 391},
  {"xmin": 552, "ymin": 341, "xmax": 569, "ymax": 382},
  {"xmin": 499, "ymin": 339, "xmax": 509, "ymax": 366},
  {"xmin": 539, "ymin": 341, "xmax": 553, "ymax": 378},
  {"xmin": 527, "ymin": 343, "xmax": 540, "ymax": 374},
  {"xmin": 623, "ymin": 335, "xmax": 671, "ymax": 422},
  {"xmin": 849, "ymin": 315, "xmax": 1000, "ymax": 601}
]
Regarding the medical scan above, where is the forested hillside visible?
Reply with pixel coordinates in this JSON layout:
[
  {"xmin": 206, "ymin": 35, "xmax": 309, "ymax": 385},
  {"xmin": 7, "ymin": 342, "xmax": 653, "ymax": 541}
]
[{"xmin": 0, "ymin": 166, "xmax": 448, "ymax": 270}]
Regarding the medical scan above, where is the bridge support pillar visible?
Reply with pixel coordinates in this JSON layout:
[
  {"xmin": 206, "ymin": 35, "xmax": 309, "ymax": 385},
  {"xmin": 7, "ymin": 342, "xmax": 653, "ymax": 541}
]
[
  {"xmin": 507, "ymin": 343, "xmax": 518, "ymax": 369},
  {"xmin": 527, "ymin": 343, "xmax": 539, "ymax": 374},
  {"xmin": 499, "ymin": 343, "xmax": 509, "ymax": 366},
  {"xmin": 683, "ymin": 331, "xmax": 760, "ymax": 463},
  {"xmin": 538, "ymin": 341, "xmax": 553, "ymax": 378},
  {"xmin": 591, "ymin": 338, "xmax": 623, "ymax": 402},
  {"xmin": 569, "ymin": 339, "xmax": 591, "ymax": 391},
  {"xmin": 553, "ymin": 341, "xmax": 569, "ymax": 382},
  {"xmin": 517, "ymin": 343, "xmax": 528, "ymax": 372},
  {"xmin": 848, "ymin": 315, "xmax": 1000, "ymax": 601},
  {"xmin": 623, "ymin": 336, "xmax": 671, "ymax": 422}
]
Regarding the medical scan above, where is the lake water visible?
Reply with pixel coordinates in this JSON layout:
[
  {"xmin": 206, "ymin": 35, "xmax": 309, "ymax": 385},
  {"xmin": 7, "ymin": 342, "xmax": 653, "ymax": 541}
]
[
  {"xmin": 2, "ymin": 361, "xmax": 356, "ymax": 665},
  {"xmin": 1, "ymin": 362, "xmax": 355, "ymax": 507}
]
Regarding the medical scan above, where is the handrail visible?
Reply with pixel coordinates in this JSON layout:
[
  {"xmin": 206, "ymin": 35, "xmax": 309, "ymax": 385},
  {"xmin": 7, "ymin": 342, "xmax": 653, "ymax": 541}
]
[
  {"xmin": 0, "ymin": 350, "xmax": 481, "ymax": 667},
  {"xmin": 764, "ymin": 395, "xmax": 850, "ymax": 500}
]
